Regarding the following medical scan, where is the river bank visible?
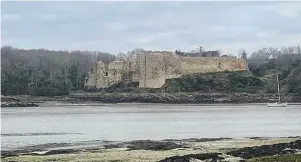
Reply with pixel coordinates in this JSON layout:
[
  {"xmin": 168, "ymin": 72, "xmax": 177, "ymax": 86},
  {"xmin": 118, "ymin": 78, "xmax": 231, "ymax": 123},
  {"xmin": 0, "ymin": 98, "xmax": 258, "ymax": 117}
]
[
  {"xmin": 1, "ymin": 95, "xmax": 88, "ymax": 107},
  {"xmin": 1, "ymin": 95, "xmax": 39, "ymax": 107},
  {"xmin": 1, "ymin": 137, "xmax": 301, "ymax": 162},
  {"xmin": 70, "ymin": 92, "xmax": 301, "ymax": 104},
  {"xmin": 3, "ymin": 93, "xmax": 301, "ymax": 106}
]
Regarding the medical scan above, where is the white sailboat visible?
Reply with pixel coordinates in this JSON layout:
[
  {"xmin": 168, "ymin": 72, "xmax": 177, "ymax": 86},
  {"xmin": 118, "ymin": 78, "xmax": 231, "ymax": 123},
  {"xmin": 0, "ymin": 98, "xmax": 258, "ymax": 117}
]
[{"xmin": 267, "ymin": 74, "xmax": 288, "ymax": 107}]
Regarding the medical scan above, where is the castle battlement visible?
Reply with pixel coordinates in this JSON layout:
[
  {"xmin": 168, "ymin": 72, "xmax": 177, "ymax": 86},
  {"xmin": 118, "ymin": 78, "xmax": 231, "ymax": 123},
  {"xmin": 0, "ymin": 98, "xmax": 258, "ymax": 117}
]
[{"xmin": 85, "ymin": 51, "xmax": 248, "ymax": 89}]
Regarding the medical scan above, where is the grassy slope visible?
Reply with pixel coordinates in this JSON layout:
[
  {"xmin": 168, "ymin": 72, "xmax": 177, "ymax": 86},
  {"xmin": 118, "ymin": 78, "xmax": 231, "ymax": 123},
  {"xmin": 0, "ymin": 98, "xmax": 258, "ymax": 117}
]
[
  {"xmin": 91, "ymin": 71, "xmax": 264, "ymax": 94},
  {"xmin": 161, "ymin": 71, "xmax": 263, "ymax": 93}
]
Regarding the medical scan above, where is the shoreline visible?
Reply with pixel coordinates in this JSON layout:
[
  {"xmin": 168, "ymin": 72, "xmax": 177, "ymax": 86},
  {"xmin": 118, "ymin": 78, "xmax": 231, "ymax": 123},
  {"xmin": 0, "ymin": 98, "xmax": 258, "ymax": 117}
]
[
  {"xmin": 2, "ymin": 93, "xmax": 301, "ymax": 107},
  {"xmin": 69, "ymin": 92, "xmax": 301, "ymax": 104},
  {"xmin": 2, "ymin": 136, "xmax": 301, "ymax": 162},
  {"xmin": 2, "ymin": 136, "xmax": 301, "ymax": 151}
]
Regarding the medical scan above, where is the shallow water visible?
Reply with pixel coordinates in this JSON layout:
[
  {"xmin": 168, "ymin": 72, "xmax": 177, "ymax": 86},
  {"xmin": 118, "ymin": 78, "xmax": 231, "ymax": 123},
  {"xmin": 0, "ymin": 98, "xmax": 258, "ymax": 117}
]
[{"xmin": 1, "ymin": 103, "xmax": 301, "ymax": 150}]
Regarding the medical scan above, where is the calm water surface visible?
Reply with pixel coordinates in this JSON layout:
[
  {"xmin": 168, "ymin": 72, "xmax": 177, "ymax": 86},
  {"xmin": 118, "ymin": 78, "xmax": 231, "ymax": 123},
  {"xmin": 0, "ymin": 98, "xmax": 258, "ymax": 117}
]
[{"xmin": 1, "ymin": 104, "xmax": 301, "ymax": 150}]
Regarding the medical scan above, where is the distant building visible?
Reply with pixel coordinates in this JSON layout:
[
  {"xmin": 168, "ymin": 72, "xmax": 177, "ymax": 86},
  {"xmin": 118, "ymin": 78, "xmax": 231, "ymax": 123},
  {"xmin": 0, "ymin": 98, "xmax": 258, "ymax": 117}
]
[
  {"xmin": 175, "ymin": 50, "xmax": 220, "ymax": 57},
  {"xmin": 203, "ymin": 51, "xmax": 220, "ymax": 57}
]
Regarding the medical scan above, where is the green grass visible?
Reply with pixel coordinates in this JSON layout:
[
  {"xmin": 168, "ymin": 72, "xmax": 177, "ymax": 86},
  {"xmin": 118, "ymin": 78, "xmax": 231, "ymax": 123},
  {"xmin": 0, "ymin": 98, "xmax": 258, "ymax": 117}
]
[
  {"xmin": 248, "ymin": 154, "xmax": 301, "ymax": 162},
  {"xmin": 162, "ymin": 71, "xmax": 263, "ymax": 93}
]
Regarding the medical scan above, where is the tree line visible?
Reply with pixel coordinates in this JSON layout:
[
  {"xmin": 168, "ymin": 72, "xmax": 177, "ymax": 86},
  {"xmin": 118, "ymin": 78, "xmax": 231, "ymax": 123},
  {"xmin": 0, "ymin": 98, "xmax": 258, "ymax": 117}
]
[
  {"xmin": 246, "ymin": 45, "xmax": 301, "ymax": 94},
  {"xmin": 1, "ymin": 46, "xmax": 114, "ymax": 96},
  {"xmin": 1, "ymin": 45, "xmax": 301, "ymax": 96}
]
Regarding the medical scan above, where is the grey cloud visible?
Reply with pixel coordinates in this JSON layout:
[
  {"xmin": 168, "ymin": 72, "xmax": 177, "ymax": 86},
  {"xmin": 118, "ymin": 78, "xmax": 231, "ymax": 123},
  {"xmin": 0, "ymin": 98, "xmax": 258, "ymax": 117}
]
[
  {"xmin": 2, "ymin": 1, "xmax": 301, "ymax": 54},
  {"xmin": 1, "ymin": 13, "xmax": 20, "ymax": 22}
]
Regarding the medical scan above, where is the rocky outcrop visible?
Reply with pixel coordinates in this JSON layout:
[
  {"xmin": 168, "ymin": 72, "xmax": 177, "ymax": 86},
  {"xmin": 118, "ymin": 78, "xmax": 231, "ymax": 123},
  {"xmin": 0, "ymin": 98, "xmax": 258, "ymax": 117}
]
[
  {"xmin": 158, "ymin": 153, "xmax": 224, "ymax": 162},
  {"xmin": 104, "ymin": 140, "xmax": 183, "ymax": 151},
  {"xmin": 69, "ymin": 93, "xmax": 301, "ymax": 104},
  {"xmin": 2, "ymin": 138, "xmax": 300, "ymax": 161},
  {"xmin": 1, "ymin": 95, "xmax": 20, "ymax": 102},
  {"xmin": 1, "ymin": 95, "xmax": 39, "ymax": 107},
  {"xmin": 227, "ymin": 140, "xmax": 301, "ymax": 159},
  {"xmin": 1, "ymin": 102, "xmax": 39, "ymax": 107}
]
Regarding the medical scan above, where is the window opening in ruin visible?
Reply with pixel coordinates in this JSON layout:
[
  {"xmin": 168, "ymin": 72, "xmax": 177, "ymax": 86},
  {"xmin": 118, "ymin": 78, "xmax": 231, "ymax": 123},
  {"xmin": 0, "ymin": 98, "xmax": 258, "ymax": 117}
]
[
  {"xmin": 218, "ymin": 62, "xmax": 221, "ymax": 68},
  {"xmin": 105, "ymin": 72, "xmax": 108, "ymax": 76},
  {"xmin": 161, "ymin": 66, "xmax": 164, "ymax": 71}
]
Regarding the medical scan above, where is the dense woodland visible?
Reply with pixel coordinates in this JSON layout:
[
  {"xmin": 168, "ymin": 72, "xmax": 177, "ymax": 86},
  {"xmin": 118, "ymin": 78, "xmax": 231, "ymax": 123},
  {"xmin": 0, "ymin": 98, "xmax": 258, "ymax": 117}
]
[
  {"xmin": 1, "ymin": 45, "xmax": 301, "ymax": 96},
  {"xmin": 1, "ymin": 46, "xmax": 111, "ymax": 96},
  {"xmin": 0, "ymin": 46, "xmax": 142, "ymax": 96}
]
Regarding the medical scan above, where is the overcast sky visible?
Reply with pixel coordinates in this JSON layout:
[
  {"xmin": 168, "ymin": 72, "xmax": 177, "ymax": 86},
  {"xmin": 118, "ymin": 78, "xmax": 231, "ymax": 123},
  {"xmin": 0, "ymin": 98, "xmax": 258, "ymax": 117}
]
[{"xmin": 1, "ymin": 1, "xmax": 301, "ymax": 55}]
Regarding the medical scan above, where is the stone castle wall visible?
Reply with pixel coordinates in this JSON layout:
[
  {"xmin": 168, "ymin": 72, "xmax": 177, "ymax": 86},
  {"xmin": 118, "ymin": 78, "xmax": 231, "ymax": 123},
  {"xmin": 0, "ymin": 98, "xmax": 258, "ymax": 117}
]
[
  {"xmin": 164, "ymin": 52, "xmax": 182, "ymax": 79},
  {"xmin": 139, "ymin": 52, "xmax": 166, "ymax": 88},
  {"xmin": 85, "ymin": 51, "xmax": 248, "ymax": 89},
  {"xmin": 107, "ymin": 61, "xmax": 123, "ymax": 86},
  {"xmin": 94, "ymin": 61, "xmax": 124, "ymax": 89},
  {"xmin": 181, "ymin": 57, "xmax": 247, "ymax": 75},
  {"xmin": 95, "ymin": 61, "xmax": 107, "ymax": 89}
]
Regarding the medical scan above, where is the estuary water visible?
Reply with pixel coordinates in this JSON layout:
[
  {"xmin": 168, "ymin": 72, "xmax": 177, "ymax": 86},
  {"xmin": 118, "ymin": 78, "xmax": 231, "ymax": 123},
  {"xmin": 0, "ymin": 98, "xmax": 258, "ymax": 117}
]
[{"xmin": 1, "ymin": 103, "xmax": 301, "ymax": 150}]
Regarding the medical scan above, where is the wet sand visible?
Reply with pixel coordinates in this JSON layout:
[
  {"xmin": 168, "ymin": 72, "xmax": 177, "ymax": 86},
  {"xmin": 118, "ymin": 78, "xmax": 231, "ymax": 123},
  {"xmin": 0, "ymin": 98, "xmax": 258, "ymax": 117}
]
[{"xmin": 1, "ymin": 137, "xmax": 301, "ymax": 162}]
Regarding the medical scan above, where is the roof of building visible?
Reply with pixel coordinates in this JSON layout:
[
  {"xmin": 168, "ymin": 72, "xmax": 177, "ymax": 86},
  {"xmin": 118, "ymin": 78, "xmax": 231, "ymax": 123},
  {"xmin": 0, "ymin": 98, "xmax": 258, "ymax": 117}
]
[{"xmin": 203, "ymin": 51, "xmax": 219, "ymax": 56}]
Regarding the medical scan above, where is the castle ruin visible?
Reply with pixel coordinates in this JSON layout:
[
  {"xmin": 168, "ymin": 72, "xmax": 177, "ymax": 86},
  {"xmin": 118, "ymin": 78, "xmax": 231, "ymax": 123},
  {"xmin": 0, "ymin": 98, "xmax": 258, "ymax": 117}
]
[{"xmin": 85, "ymin": 51, "xmax": 248, "ymax": 89}]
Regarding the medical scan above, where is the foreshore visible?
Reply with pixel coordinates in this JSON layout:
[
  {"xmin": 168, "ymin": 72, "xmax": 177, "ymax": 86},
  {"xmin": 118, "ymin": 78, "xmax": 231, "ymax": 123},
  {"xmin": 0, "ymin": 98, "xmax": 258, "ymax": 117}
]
[
  {"xmin": 2, "ymin": 93, "xmax": 301, "ymax": 107},
  {"xmin": 1, "ymin": 137, "xmax": 301, "ymax": 162},
  {"xmin": 70, "ymin": 92, "xmax": 301, "ymax": 104}
]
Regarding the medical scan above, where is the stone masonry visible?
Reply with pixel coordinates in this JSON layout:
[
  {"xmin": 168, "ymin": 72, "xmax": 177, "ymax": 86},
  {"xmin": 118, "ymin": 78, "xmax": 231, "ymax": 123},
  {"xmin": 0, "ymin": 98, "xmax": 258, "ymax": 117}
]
[{"xmin": 85, "ymin": 51, "xmax": 248, "ymax": 89}]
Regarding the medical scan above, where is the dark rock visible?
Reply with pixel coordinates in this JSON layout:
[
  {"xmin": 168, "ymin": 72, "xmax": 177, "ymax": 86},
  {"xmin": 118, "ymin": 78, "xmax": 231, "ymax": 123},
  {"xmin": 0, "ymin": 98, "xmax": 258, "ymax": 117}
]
[
  {"xmin": 104, "ymin": 140, "xmax": 182, "ymax": 151},
  {"xmin": 127, "ymin": 140, "xmax": 182, "ymax": 151},
  {"xmin": 69, "ymin": 93, "xmax": 301, "ymax": 104},
  {"xmin": 248, "ymin": 137, "xmax": 270, "ymax": 140},
  {"xmin": 103, "ymin": 143, "xmax": 128, "ymax": 149},
  {"xmin": 1, "ymin": 102, "xmax": 39, "ymax": 107},
  {"xmin": 0, "ymin": 96, "xmax": 20, "ymax": 102},
  {"xmin": 158, "ymin": 153, "xmax": 223, "ymax": 162},
  {"xmin": 1, "ymin": 151, "xmax": 19, "ymax": 158},
  {"xmin": 227, "ymin": 140, "xmax": 301, "ymax": 159},
  {"xmin": 163, "ymin": 138, "xmax": 232, "ymax": 143},
  {"xmin": 238, "ymin": 160, "xmax": 247, "ymax": 162},
  {"xmin": 42, "ymin": 149, "xmax": 79, "ymax": 155}
]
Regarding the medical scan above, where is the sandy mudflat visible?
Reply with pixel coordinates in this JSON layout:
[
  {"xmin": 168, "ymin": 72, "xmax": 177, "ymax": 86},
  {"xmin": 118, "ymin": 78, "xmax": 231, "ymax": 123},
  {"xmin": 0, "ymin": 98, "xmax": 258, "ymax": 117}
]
[{"xmin": 2, "ymin": 137, "xmax": 300, "ymax": 162}]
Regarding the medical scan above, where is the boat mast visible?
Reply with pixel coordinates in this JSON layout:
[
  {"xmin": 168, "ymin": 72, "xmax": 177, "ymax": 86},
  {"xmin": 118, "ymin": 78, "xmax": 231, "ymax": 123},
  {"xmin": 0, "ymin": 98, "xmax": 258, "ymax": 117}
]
[{"xmin": 276, "ymin": 74, "xmax": 281, "ymax": 103}]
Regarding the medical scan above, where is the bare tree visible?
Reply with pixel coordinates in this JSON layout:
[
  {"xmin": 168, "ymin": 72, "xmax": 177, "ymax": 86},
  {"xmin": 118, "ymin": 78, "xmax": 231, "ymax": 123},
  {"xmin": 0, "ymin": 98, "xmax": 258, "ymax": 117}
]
[
  {"xmin": 240, "ymin": 49, "xmax": 248, "ymax": 59},
  {"xmin": 116, "ymin": 52, "xmax": 127, "ymax": 61},
  {"xmin": 198, "ymin": 45, "xmax": 204, "ymax": 53},
  {"xmin": 267, "ymin": 48, "xmax": 280, "ymax": 59},
  {"xmin": 288, "ymin": 46, "xmax": 295, "ymax": 54},
  {"xmin": 128, "ymin": 48, "xmax": 145, "ymax": 59},
  {"xmin": 280, "ymin": 47, "xmax": 289, "ymax": 55}
]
